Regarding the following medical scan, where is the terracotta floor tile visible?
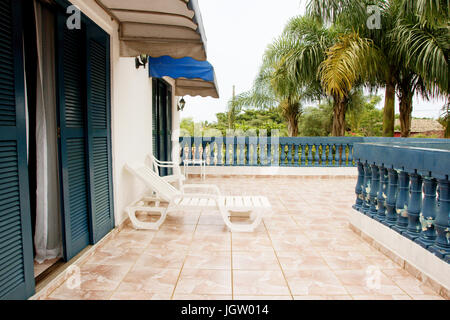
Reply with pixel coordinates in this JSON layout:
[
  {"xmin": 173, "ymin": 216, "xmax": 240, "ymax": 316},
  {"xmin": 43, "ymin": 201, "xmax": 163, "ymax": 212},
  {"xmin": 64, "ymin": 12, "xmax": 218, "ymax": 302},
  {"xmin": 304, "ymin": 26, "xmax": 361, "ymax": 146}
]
[
  {"xmin": 334, "ymin": 270, "xmax": 405, "ymax": 295},
  {"xmin": 76, "ymin": 264, "xmax": 130, "ymax": 291},
  {"xmin": 293, "ymin": 295, "xmax": 352, "ymax": 300},
  {"xmin": 110, "ymin": 292, "xmax": 171, "ymax": 300},
  {"xmin": 190, "ymin": 235, "xmax": 231, "ymax": 252},
  {"xmin": 277, "ymin": 251, "xmax": 329, "ymax": 270},
  {"xmin": 175, "ymin": 269, "xmax": 232, "ymax": 295},
  {"xmin": 101, "ymin": 230, "xmax": 155, "ymax": 250},
  {"xmin": 87, "ymin": 248, "xmax": 142, "ymax": 266},
  {"xmin": 184, "ymin": 251, "xmax": 231, "ymax": 270},
  {"xmin": 233, "ymin": 270, "xmax": 290, "ymax": 295},
  {"xmin": 233, "ymin": 251, "xmax": 280, "ymax": 271},
  {"xmin": 234, "ymin": 295, "xmax": 293, "ymax": 300},
  {"xmin": 352, "ymin": 295, "xmax": 412, "ymax": 300},
  {"xmin": 284, "ymin": 269, "xmax": 347, "ymax": 295},
  {"xmin": 410, "ymin": 294, "xmax": 445, "ymax": 300},
  {"xmin": 135, "ymin": 249, "xmax": 187, "ymax": 269},
  {"xmin": 48, "ymin": 287, "xmax": 112, "ymax": 300},
  {"xmin": 116, "ymin": 267, "xmax": 179, "ymax": 294},
  {"xmin": 232, "ymin": 233, "xmax": 273, "ymax": 252},
  {"xmin": 173, "ymin": 294, "xmax": 232, "ymax": 300}
]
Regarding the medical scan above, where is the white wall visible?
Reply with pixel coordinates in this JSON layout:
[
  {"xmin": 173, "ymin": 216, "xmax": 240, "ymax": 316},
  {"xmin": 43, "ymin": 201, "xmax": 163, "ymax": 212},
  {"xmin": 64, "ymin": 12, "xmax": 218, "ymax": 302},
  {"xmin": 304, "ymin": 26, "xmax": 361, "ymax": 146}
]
[{"xmin": 70, "ymin": 1, "xmax": 156, "ymax": 226}]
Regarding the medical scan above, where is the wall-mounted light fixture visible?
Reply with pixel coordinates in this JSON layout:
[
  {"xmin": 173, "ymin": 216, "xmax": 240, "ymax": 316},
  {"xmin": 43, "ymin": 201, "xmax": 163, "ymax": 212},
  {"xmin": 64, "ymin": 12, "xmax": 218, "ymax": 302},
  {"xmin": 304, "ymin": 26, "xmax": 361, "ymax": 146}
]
[
  {"xmin": 135, "ymin": 54, "xmax": 148, "ymax": 69},
  {"xmin": 177, "ymin": 97, "xmax": 186, "ymax": 111}
]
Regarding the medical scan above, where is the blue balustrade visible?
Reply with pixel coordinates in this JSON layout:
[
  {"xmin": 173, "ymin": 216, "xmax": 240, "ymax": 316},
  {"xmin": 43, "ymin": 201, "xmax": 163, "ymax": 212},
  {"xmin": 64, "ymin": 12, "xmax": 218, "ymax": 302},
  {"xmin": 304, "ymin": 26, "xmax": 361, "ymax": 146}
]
[{"xmin": 353, "ymin": 141, "xmax": 450, "ymax": 263}]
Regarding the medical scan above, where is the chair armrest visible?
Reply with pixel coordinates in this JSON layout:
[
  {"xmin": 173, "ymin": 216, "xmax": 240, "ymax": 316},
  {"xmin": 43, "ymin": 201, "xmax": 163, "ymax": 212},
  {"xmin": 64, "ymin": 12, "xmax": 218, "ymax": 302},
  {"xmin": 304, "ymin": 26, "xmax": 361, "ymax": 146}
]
[{"xmin": 181, "ymin": 184, "xmax": 221, "ymax": 196}]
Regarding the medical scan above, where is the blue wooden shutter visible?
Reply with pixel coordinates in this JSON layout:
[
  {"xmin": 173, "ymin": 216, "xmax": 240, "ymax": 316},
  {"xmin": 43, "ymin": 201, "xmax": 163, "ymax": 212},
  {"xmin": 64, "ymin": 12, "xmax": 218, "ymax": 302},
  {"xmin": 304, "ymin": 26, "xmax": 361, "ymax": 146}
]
[
  {"xmin": 85, "ymin": 22, "xmax": 114, "ymax": 243},
  {"xmin": 0, "ymin": 0, "xmax": 35, "ymax": 300},
  {"xmin": 152, "ymin": 79, "xmax": 158, "ymax": 159},
  {"xmin": 55, "ymin": 13, "xmax": 90, "ymax": 261}
]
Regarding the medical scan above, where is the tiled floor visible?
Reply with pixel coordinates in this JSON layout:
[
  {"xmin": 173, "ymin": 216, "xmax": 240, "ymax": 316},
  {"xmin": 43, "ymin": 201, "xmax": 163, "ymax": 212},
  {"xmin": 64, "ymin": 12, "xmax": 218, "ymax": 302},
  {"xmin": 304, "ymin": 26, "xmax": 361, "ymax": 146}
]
[{"xmin": 44, "ymin": 177, "xmax": 446, "ymax": 300}]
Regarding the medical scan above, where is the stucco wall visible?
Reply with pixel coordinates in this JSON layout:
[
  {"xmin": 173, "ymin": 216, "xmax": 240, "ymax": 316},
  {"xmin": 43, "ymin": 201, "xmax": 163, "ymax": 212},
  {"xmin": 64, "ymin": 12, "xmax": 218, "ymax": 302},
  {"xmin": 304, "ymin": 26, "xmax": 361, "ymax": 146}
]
[{"xmin": 69, "ymin": 1, "xmax": 179, "ymax": 226}]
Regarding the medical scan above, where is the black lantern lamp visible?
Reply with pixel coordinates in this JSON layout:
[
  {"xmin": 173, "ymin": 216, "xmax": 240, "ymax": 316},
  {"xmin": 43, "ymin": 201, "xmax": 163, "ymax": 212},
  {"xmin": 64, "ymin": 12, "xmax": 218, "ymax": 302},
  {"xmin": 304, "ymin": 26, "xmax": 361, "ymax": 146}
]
[
  {"xmin": 135, "ymin": 54, "xmax": 148, "ymax": 69},
  {"xmin": 177, "ymin": 97, "xmax": 186, "ymax": 111}
]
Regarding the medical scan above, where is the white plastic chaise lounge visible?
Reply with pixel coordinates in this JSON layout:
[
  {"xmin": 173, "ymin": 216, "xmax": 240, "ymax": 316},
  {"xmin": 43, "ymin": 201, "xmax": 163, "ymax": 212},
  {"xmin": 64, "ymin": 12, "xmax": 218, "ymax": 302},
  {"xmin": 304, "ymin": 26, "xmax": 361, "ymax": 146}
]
[{"xmin": 125, "ymin": 162, "xmax": 271, "ymax": 232}]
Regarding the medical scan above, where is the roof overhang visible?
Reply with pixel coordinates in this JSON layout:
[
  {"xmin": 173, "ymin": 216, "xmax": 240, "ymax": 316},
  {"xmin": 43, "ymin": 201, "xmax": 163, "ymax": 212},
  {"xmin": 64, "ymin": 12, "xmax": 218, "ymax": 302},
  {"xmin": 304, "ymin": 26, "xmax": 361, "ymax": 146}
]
[
  {"xmin": 149, "ymin": 56, "xmax": 219, "ymax": 98},
  {"xmin": 94, "ymin": 0, "xmax": 208, "ymax": 60}
]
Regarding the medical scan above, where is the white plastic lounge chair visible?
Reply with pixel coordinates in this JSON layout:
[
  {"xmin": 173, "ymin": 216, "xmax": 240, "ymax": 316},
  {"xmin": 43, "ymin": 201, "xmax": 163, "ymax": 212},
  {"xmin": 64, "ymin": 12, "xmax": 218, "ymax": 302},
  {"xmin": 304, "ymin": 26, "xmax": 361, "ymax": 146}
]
[
  {"xmin": 125, "ymin": 162, "xmax": 271, "ymax": 232},
  {"xmin": 148, "ymin": 155, "xmax": 185, "ymax": 189}
]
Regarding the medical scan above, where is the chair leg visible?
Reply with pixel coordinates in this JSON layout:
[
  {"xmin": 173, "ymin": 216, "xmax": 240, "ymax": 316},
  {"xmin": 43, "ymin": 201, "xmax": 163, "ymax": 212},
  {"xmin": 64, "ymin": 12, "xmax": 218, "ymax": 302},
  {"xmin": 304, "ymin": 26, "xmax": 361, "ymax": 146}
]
[
  {"xmin": 127, "ymin": 205, "xmax": 167, "ymax": 230},
  {"xmin": 218, "ymin": 205, "xmax": 264, "ymax": 233}
]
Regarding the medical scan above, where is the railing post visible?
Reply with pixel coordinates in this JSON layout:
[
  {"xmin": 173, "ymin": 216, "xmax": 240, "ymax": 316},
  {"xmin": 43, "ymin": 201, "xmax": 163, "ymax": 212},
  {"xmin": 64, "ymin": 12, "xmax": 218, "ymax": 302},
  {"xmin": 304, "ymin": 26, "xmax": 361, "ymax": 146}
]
[
  {"xmin": 404, "ymin": 173, "xmax": 423, "ymax": 240},
  {"xmin": 294, "ymin": 144, "xmax": 299, "ymax": 167},
  {"xmin": 362, "ymin": 162, "xmax": 372, "ymax": 214},
  {"xmin": 382, "ymin": 168, "xmax": 398, "ymax": 227},
  {"xmin": 300, "ymin": 144, "xmax": 306, "ymax": 166},
  {"xmin": 392, "ymin": 170, "xmax": 410, "ymax": 233},
  {"xmin": 334, "ymin": 144, "xmax": 340, "ymax": 167},
  {"xmin": 375, "ymin": 166, "xmax": 388, "ymax": 222},
  {"xmin": 251, "ymin": 137, "xmax": 258, "ymax": 166},
  {"xmin": 369, "ymin": 164, "xmax": 380, "ymax": 217},
  {"xmin": 348, "ymin": 144, "xmax": 354, "ymax": 167},
  {"xmin": 313, "ymin": 144, "xmax": 319, "ymax": 166},
  {"xmin": 321, "ymin": 144, "xmax": 327, "ymax": 166},
  {"xmin": 307, "ymin": 144, "xmax": 313, "ymax": 167},
  {"xmin": 429, "ymin": 179, "xmax": 450, "ymax": 259},
  {"xmin": 245, "ymin": 137, "xmax": 250, "ymax": 166},
  {"xmin": 415, "ymin": 177, "xmax": 438, "ymax": 249},
  {"xmin": 353, "ymin": 161, "xmax": 364, "ymax": 211},
  {"xmin": 237, "ymin": 136, "xmax": 245, "ymax": 166},
  {"xmin": 216, "ymin": 138, "xmax": 223, "ymax": 166},
  {"xmin": 280, "ymin": 143, "xmax": 286, "ymax": 167},
  {"xmin": 233, "ymin": 136, "xmax": 238, "ymax": 166},
  {"xmin": 266, "ymin": 140, "xmax": 271, "ymax": 166},
  {"xmin": 287, "ymin": 143, "xmax": 293, "ymax": 166}
]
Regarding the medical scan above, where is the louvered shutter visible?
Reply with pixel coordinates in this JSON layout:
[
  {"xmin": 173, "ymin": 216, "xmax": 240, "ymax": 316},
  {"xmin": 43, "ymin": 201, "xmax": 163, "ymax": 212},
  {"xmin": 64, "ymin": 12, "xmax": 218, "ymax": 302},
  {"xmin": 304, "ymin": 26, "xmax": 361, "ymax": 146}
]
[
  {"xmin": 166, "ymin": 87, "xmax": 173, "ymax": 175},
  {"xmin": 0, "ymin": 0, "xmax": 35, "ymax": 300},
  {"xmin": 85, "ymin": 22, "xmax": 114, "ymax": 243},
  {"xmin": 55, "ymin": 14, "xmax": 90, "ymax": 261},
  {"xmin": 152, "ymin": 79, "xmax": 158, "ymax": 159}
]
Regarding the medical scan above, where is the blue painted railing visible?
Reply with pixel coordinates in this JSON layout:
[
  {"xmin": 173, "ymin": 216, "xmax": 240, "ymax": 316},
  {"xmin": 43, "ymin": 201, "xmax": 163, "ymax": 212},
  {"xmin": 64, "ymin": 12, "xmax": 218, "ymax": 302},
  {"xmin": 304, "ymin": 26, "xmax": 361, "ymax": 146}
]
[
  {"xmin": 353, "ymin": 141, "xmax": 450, "ymax": 263},
  {"xmin": 179, "ymin": 136, "xmax": 448, "ymax": 168}
]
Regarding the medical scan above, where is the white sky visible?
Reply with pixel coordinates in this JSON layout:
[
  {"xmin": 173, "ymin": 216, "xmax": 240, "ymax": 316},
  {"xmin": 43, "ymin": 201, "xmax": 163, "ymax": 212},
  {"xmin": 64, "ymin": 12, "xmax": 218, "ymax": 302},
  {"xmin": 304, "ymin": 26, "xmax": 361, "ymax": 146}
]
[{"xmin": 181, "ymin": 0, "xmax": 445, "ymax": 123}]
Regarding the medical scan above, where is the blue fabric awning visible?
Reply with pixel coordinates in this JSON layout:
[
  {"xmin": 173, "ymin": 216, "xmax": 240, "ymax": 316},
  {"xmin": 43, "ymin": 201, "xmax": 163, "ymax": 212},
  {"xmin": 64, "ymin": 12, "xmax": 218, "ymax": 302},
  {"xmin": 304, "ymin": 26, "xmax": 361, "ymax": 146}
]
[{"xmin": 149, "ymin": 56, "xmax": 219, "ymax": 98}]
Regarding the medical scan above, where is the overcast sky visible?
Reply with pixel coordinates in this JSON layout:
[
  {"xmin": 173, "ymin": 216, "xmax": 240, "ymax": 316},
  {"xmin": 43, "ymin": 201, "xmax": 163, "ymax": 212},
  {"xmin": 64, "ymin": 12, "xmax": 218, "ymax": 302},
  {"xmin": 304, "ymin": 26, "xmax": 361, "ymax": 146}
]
[{"xmin": 181, "ymin": 0, "xmax": 445, "ymax": 123}]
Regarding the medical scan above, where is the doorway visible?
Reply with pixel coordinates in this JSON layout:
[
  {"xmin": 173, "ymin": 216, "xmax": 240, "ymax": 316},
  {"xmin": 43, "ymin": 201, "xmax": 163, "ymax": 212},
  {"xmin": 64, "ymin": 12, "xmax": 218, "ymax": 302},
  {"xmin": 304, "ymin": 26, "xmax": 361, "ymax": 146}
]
[{"xmin": 152, "ymin": 78, "xmax": 173, "ymax": 176}]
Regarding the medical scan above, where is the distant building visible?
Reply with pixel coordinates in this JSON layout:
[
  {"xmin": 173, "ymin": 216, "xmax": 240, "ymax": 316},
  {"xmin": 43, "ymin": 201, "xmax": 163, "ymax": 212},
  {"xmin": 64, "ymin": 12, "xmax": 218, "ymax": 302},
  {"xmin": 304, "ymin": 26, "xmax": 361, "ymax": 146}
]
[{"xmin": 394, "ymin": 119, "xmax": 445, "ymax": 137}]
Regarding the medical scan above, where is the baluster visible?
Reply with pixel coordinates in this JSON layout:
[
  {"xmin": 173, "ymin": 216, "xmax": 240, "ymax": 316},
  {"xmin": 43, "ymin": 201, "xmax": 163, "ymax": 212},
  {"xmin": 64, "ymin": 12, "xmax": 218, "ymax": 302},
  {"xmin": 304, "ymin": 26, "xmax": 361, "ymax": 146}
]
[
  {"xmin": 287, "ymin": 144, "xmax": 293, "ymax": 166},
  {"xmin": 312, "ymin": 144, "xmax": 318, "ymax": 166},
  {"xmin": 245, "ymin": 138, "xmax": 250, "ymax": 166},
  {"xmin": 202, "ymin": 141, "xmax": 208, "ymax": 163},
  {"xmin": 321, "ymin": 144, "xmax": 327, "ymax": 166},
  {"xmin": 307, "ymin": 144, "xmax": 313, "ymax": 167},
  {"xmin": 280, "ymin": 144, "xmax": 286, "ymax": 167},
  {"xmin": 253, "ymin": 141, "xmax": 258, "ymax": 166},
  {"xmin": 216, "ymin": 139, "xmax": 223, "ymax": 166},
  {"xmin": 294, "ymin": 144, "xmax": 300, "ymax": 167},
  {"xmin": 300, "ymin": 144, "xmax": 306, "ymax": 166},
  {"xmin": 209, "ymin": 140, "xmax": 216, "ymax": 166},
  {"xmin": 392, "ymin": 170, "xmax": 410, "ymax": 233},
  {"xmin": 273, "ymin": 141, "xmax": 280, "ymax": 166},
  {"xmin": 362, "ymin": 162, "xmax": 372, "ymax": 214},
  {"xmin": 375, "ymin": 166, "xmax": 388, "ymax": 222},
  {"xmin": 353, "ymin": 161, "xmax": 365, "ymax": 211},
  {"xmin": 348, "ymin": 144, "xmax": 354, "ymax": 166},
  {"xmin": 334, "ymin": 144, "xmax": 340, "ymax": 167},
  {"xmin": 404, "ymin": 173, "xmax": 423, "ymax": 240},
  {"xmin": 368, "ymin": 164, "xmax": 380, "ymax": 217},
  {"xmin": 260, "ymin": 138, "xmax": 266, "ymax": 166},
  {"xmin": 233, "ymin": 137, "xmax": 238, "ymax": 166},
  {"xmin": 237, "ymin": 137, "xmax": 245, "ymax": 165},
  {"xmin": 180, "ymin": 139, "xmax": 186, "ymax": 164},
  {"xmin": 188, "ymin": 138, "xmax": 193, "ymax": 162},
  {"xmin": 267, "ymin": 142, "xmax": 271, "ymax": 166},
  {"xmin": 415, "ymin": 177, "xmax": 438, "ymax": 249},
  {"xmin": 430, "ymin": 179, "xmax": 450, "ymax": 259},
  {"xmin": 382, "ymin": 168, "xmax": 399, "ymax": 227}
]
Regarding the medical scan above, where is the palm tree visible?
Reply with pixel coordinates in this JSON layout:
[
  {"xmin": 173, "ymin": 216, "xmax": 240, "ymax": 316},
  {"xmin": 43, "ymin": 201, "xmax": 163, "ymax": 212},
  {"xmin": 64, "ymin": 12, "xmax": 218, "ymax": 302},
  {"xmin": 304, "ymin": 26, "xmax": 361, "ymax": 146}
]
[{"xmin": 307, "ymin": 0, "xmax": 449, "ymax": 137}]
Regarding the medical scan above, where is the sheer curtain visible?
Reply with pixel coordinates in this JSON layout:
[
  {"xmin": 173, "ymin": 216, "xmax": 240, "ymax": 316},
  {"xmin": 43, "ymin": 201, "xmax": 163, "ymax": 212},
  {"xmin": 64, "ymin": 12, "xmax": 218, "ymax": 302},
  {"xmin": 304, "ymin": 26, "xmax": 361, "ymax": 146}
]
[{"xmin": 34, "ymin": 1, "xmax": 62, "ymax": 264}]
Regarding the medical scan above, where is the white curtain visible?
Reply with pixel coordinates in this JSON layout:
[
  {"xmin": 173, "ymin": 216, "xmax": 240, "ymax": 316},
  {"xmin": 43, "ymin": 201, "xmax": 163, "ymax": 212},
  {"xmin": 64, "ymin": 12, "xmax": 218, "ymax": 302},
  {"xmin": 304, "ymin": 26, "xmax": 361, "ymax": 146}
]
[{"xmin": 34, "ymin": 1, "xmax": 62, "ymax": 264}]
